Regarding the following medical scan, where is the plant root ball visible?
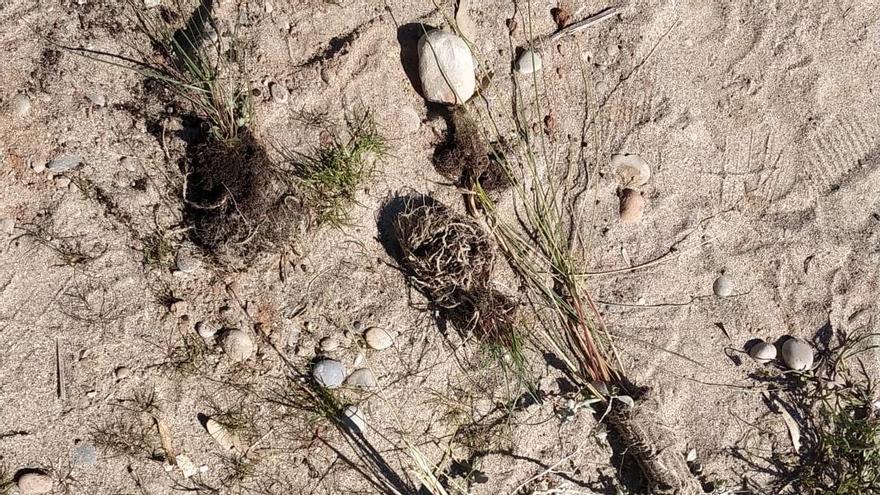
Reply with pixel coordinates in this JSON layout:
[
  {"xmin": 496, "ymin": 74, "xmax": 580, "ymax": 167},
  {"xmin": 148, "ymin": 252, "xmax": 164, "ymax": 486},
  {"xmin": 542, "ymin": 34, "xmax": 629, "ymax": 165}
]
[
  {"xmin": 446, "ymin": 288, "xmax": 519, "ymax": 344},
  {"xmin": 393, "ymin": 197, "xmax": 495, "ymax": 309},
  {"xmin": 183, "ymin": 131, "xmax": 304, "ymax": 261},
  {"xmin": 434, "ymin": 107, "xmax": 511, "ymax": 192}
]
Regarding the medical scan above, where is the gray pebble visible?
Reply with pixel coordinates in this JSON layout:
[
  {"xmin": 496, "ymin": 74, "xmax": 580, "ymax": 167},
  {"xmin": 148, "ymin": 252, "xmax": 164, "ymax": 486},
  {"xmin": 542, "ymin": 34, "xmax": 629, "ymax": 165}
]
[
  {"xmin": 516, "ymin": 49, "xmax": 543, "ymax": 75},
  {"xmin": 87, "ymin": 92, "xmax": 106, "ymax": 107},
  {"xmin": 748, "ymin": 341, "xmax": 776, "ymax": 364},
  {"xmin": 345, "ymin": 368, "xmax": 377, "ymax": 388},
  {"xmin": 713, "ymin": 274, "xmax": 733, "ymax": 297},
  {"xmin": 119, "ymin": 156, "xmax": 137, "ymax": 172},
  {"xmin": 220, "ymin": 329, "xmax": 254, "ymax": 362},
  {"xmin": 312, "ymin": 359, "xmax": 346, "ymax": 388},
  {"xmin": 10, "ymin": 93, "xmax": 31, "ymax": 118},
  {"xmin": 269, "ymin": 82, "xmax": 289, "ymax": 103},
  {"xmin": 175, "ymin": 249, "xmax": 201, "ymax": 273},
  {"xmin": 47, "ymin": 154, "xmax": 83, "ymax": 173},
  {"xmin": 781, "ymin": 338, "xmax": 813, "ymax": 371},
  {"xmin": 343, "ymin": 405, "xmax": 366, "ymax": 433},
  {"xmin": 196, "ymin": 321, "xmax": 217, "ymax": 341},
  {"xmin": 16, "ymin": 472, "xmax": 52, "ymax": 494},
  {"xmin": 72, "ymin": 443, "xmax": 98, "ymax": 466},
  {"xmin": 352, "ymin": 320, "xmax": 364, "ymax": 333}
]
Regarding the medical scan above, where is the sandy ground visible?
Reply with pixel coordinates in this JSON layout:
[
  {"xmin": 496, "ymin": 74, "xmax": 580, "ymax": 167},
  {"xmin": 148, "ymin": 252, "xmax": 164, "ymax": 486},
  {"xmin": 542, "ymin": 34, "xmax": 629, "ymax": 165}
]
[{"xmin": 1, "ymin": 0, "xmax": 879, "ymax": 493}]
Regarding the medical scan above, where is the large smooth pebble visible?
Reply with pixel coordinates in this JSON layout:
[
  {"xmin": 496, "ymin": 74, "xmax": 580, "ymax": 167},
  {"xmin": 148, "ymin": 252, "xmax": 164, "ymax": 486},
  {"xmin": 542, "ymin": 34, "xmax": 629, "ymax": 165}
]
[
  {"xmin": 345, "ymin": 368, "xmax": 377, "ymax": 388},
  {"xmin": 16, "ymin": 472, "xmax": 53, "ymax": 494},
  {"xmin": 748, "ymin": 341, "xmax": 777, "ymax": 364},
  {"xmin": 10, "ymin": 93, "xmax": 31, "ymax": 118},
  {"xmin": 713, "ymin": 274, "xmax": 733, "ymax": 297},
  {"xmin": 418, "ymin": 30, "xmax": 476, "ymax": 105},
  {"xmin": 365, "ymin": 328, "xmax": 393, "ymax": 350},
  {"xmin": 175, "ymin": 249, "xmax": 201, "ymax": 273},
  {"xmin": 269, "ymin": 82, "xmax": 289, "ymax": 103},
  {"xmin": 618, "ymin": 188, "xmax": 644, "ymax": 223},
  {"xmin": 47, "ymin": 154, "xmax": 83, "ymax": 173},
  {"xmin": 220, "ymin": 329, "xmax": 254, "ymax": 362},
  {"xmin": 611, "ymin": 154, "xmax": 651, "ymax": 187},
  {"xmin": 312, "ymin": 359, "xmax": 346, "ymax": 388},
  {"xmin": 781, "ymin": 338, "xmax": 813, "ymax": 371},
  {"xmin": 516, "ymin": 49, "xmax": 543, "ymax": 75},
  {"xmin": 343, "ymin": 405, "xmax": 366, "ymax": 433}
]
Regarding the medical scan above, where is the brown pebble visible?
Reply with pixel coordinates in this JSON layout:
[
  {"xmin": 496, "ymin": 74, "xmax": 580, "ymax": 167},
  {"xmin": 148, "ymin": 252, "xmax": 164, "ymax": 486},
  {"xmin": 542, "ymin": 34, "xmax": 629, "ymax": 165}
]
[{"xmin": 619, "ymin": 188, "xmax": 645, "ymax": 223}]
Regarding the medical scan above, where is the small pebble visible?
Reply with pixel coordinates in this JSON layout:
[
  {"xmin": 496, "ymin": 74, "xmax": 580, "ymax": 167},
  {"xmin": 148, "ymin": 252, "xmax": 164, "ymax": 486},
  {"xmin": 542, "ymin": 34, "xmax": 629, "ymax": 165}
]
[
  {"xmin": 87, "ymin": 92, "xmax": 106, "ymax": 107},
  {"xmin": 781, "ymin": 338, "xmax": 814, "ymax": 371},
  {"xmin": 114, "ymin": 366, "xmax": 131, "ymax": 379},
  {"xmin": 747, "ymin": 341, "xmax": 777, "ymax": 364},
  {"xmin": 319, "ymin": 336, "xmax": 339, "ymax": 352},
  {"xmin": 54, "ymin": 176, "xmax": 71, "ymax": 189},
  {"xmin": 196, "ymin": 321, "xmax": 217, "ymax": 340},
  {"xmin": 16, "ymin": 472, "xmax": 53, "ymax": 494},
  {"xmin": 220, "ymin": 329, "xmax": 254, "ymax": 362},
  {"xmin": 516, "ymin": 49, "xmax": 543, "ymax": 75},
  {"xmin": 713, "ymin": 274, "xmax": 733, "ymax": 297},
  {"xmin": 618, "ymin": 188, "xmax": 645, "ymax": 223},
  {"xmin": 343, "ymin": 405, "xmax": 366, "ymax": 433},
  {"xmin": 175, "ymin": 249, "xmax": 201, "ymax": 273},
  {"xmin": 119, "ymin": 156, "xmax": 136, "ymax": 172},
  {"xmin": 345, "ymin": 368, "xmax": 377, "ymax": 388},
  {"xmin": 312, "ymin": 359, "xmax": 346, "ymax": 388},
  {"xmin": 144, "ymin": 0, "xmax": 160, "ymax": 7},
  {"xmin": 365, "ymin": 327, "xmax": 393, "ymax": 350},
  {"xmin": 0, "ymin": 217, "xmax": 15, "ymax": 236},
  {"xmin": 269, "ymin": 82, "xmax": 289, "ymax": 103},
  {"xmin": 47, "ymin": 154, "xmax": 83, "ymax": 173},
  {"xmin": 72, "ymin": 443, "xmax": 98, "ymax": 466},
  {"xmin": 9, "ymin": 93, "xmax": 31, "ymax": 118},
  {"xmin": 352, "ymin": 320, "xmax": 364, "ymax": 333},
  {"xmin": 170, "ymin": 300, "xmax": 189, "ymax": 316}
]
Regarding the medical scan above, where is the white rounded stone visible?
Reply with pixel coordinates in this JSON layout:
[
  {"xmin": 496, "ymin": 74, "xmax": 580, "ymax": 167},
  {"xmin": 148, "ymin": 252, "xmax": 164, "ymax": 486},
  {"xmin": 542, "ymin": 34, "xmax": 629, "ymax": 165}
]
[
  {"xmin": 516, "ymin": 49, "xmax": 543, "ymax": 75},
  {"xmin": 781, "ymin": 338, "xmax": 813, "ymax": 371},
  {"xmin": 365, "ymin": 327, "xmax": 393, "ymax": 350},
  {"xmin": 10, "ymin": 93, "xmax": 31, "ymax": 118},
  {"xmin": 418, "ymin": 30, "xmax": 476, "ymax": 105},
  {"xmin": 343, "ymin": 405, "xmax": 366, "ymax": 433},
  {"xmin": 220, "ymin": 329, "xmax": 254, "ymax": 362},
  {"xmin": 17, "ymin": 473, "xmax": 52, "ymax": 494},
  {"xmin": 312, "ymin": 359, "xmax": 346, "ymax": 388},
  {"xmin": 611, "ymin": 153, "xmax": 651, "ymax": 187},
  {"xmin": 713, "ymin": 274, "xmax": 733, "ymax": 297},
  {"xmin": 345, "ymin": 368, "xmax": 377, "ymax": 388}
]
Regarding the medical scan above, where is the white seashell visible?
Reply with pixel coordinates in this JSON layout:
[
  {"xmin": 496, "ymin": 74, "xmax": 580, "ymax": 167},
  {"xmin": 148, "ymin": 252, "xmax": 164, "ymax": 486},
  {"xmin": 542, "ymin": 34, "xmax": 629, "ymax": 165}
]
[
  {"xmin": 418, "ymin": 30, "xmax": 476, "ymax": 105},
  {"xmin": 365, "ymin": 327, "xmax": 394, "ymax": 350},
  {"xmin": 205, "ymin": 419, "xmax": 238, "ymax": 451},
  {"xmin": 748, "ymin": 341, "xmax": 777, "ymax": 364},
  {"xmin": 781, "ymin": 338, "xmax": 814, "ymax": 371},
  {"xmin": 611, "ymin": 153, "xmax": 651, "ymax": 187}
]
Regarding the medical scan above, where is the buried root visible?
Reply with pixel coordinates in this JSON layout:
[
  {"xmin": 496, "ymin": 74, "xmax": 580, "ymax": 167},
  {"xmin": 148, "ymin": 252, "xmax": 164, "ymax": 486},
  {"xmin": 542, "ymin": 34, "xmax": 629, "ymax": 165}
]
[{"xmin": 183, "ymin": 130, "xmax": 304, "ymax": 260}]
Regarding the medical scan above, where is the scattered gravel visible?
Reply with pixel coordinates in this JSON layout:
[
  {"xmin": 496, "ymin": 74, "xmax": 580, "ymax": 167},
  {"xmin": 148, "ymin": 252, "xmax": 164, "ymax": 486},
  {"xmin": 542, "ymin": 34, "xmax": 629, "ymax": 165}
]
[
  {"xmin": 365, "ymin": 327, "xmax": 393, "ymax": 350},
  {"xmin": 220, "ymin": 329, "xmax": 254, "ymax": 362},
  {"xmin": 781, "ymin": 338, "xmax": 813, "ymax": 371},
  {"xmin": 747, "ymin": 341, "xmax": 776, "ymax": 364},
  {"xmin": 418, "ymin": 30, "xmax": 476, "ymax": 105},
  {"xmin": 713, "ymin": 274, "xmax": 733, "ymax": 297},
  {"xmin": 312, "ymin": 359, "xmax": 346, "ymax": 388},
  {"xmin": 16, "ymin": 472, "xmax": 52, "ymax": 494},
  {"xmin": 345, "ymin": 368, "xmax": 377, "ymax": 388}
]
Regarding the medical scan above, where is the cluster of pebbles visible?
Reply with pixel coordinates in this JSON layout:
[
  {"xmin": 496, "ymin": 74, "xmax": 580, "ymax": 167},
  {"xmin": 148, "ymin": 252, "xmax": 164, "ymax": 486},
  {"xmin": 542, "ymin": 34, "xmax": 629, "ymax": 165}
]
[
  {"xmin": 309, "ymin": 324, "xmax": 396, "ymax": 434},
  {"xmin": 747, "ymin": 337, "xmax": 814, "ymax": 371}
]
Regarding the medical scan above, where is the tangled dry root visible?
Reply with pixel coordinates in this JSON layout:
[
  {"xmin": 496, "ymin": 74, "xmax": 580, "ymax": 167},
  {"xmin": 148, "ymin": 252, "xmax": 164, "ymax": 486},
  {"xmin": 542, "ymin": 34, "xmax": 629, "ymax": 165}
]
[
  {"xmin": 393, "ymin": 197, "xmax": 495, "ymax": 307},
  {"xmin": 393, "ymin": 196, "xmax": 517, "ymax": 340},
  {"xmin": 183, "ymin": 131, "xmax": 304, "ymax": 261}
]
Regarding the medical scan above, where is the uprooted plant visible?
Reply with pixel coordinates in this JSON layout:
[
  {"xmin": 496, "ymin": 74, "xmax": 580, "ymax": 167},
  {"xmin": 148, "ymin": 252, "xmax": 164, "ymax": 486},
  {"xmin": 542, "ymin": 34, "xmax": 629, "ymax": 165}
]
[{"xmin": 61, "ymin": 0, "xmax": 304, "ymax": 261}]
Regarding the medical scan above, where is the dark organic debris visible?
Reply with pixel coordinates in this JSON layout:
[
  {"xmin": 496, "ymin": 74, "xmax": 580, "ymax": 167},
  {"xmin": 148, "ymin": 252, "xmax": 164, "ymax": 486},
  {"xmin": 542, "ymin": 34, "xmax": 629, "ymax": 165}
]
[{"xmin": 434, "ymin": 107, "xmax": 510, "ymax": 192}]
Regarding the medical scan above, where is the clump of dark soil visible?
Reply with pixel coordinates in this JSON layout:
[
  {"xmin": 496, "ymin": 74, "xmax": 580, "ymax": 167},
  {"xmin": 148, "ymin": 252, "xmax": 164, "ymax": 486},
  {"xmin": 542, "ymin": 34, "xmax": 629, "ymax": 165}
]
[
  {"xmin": 392, "ymin": 195, "xmax": 516, "ymax": 341},
  {"xmin": 434, "ymin": 107, "xmax": 511, "ymax": 192},
  {"xmin": 183, "ymin": 131, "xmax": 304, "ymax": 260}
]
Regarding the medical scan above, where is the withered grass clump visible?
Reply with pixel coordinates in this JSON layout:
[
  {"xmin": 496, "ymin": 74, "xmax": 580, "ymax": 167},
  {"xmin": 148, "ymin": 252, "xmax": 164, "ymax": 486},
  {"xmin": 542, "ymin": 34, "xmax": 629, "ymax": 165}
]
[
  {"xmin": 184, "ymin": 131, "xmax": 304, "ymax": 259},
  {"xmin": 435, "ymin": 107, "xmax": 510, "ymax": 192},
  {"xmin": 392, "ymin": 196, "xmax": 517, "ymax": 341}
]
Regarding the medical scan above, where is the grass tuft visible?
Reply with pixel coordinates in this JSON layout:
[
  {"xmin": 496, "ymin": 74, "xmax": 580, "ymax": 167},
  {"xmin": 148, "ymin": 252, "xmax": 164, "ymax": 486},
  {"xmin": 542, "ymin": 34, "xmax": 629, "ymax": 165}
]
[{"xmin": 289, "ymin": 108, "xmax": 388, "ymax": 226}]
